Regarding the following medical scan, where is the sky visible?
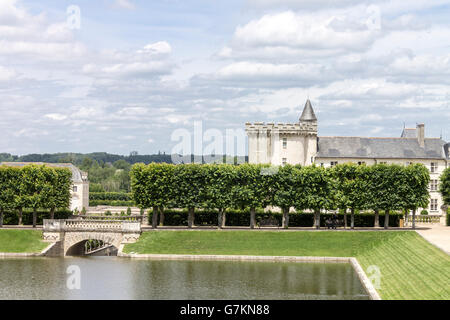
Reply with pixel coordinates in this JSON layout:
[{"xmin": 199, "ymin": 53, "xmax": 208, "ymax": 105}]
[{"xmin": 0, "ymin": 0, "xmax": 449, "ymax": 156}]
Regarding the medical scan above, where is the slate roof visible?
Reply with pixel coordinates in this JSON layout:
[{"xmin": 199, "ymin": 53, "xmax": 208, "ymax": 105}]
[
  {"xmin": 316, "ymin": 137, "xmax": 447, "ymax": 159},
  {"xmin": 0, "ymin": 162, "xmax": 85, "ymax": 182},
  {"xmin": 299, "ymin": 99, "xmax": 317, "ymax": 122}
]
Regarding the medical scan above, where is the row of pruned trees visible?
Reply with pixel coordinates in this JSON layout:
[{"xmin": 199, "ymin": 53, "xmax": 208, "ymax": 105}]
[
  {"xmin": 131, "ymin": 162, "xmax": 430, "ymax": 229},
  {"xmin": 0, "ymin": 165, "xmax": 72, "ymax": 227}
]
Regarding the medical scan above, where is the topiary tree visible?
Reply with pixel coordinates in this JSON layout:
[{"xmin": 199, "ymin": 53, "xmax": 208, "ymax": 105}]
[
  {"xmin": 42, "ymin": 166, "xmax": 72, "ymax": 219},
  {"xmin": 232, "ymin": 163, "xmax": 273, "ymax": 229},
  {"xmin": 272, "ymin": 164, "xmax": 302, "ymax": 229},
  {"xmin": 172, "ymin": 164, "xmax": 207, "ymax": 228},
  {"xmin": 130, "ymin": 163, "xmax": 175, "ymax": 228},
  {"xmin": 21, "ymin": 165, "xmax": 46, "ymax": 228},
  {"xmin": 331, "ymin": 163, "xmax": 368, "ymax": 229},
  {"xmin": 401, "ymin": 164, "xmax": 430, "ymax": 229},
  {"xmin": 296, "ymin": 166, "xmax": 332, "ymax": 229},
  {"xmin": 203, "ymin": 164, "xmax": 236, "ymax": 228},
  {"xmin": 0, "ymin": 166, "xmax": 17, "ymax": 227},
  {"xmin": 440, "ymin": 167, "xmax": 450, "ymax": 206}
]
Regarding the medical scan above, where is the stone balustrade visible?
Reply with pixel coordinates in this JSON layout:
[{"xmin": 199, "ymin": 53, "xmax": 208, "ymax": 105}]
[
  {"xmin": 407, "ymin": 215, "xmax": 441, "ymax": 223},
  {"xmin": 43, "ymin": 219, "xmax": 141, "ymax": 233}
]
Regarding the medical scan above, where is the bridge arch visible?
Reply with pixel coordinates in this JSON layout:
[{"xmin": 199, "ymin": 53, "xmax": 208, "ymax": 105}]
[
  {"xmin": 43, "ymin": 219, "xmax": 142, "ymax": 256},
  {"xmin": 64, "ymin": 232, "xmax": 123, "ymax": 256}
]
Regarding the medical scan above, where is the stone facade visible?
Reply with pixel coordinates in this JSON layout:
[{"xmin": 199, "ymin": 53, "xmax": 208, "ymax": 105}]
[{"xmin": 246, "ymin": 100, "xmax": 449, "ymax": 215}]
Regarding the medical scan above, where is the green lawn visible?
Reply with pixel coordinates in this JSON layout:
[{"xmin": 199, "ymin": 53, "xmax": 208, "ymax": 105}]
[
  {"xmin": 124, "ymin": 230, "xmax": 450, "ymax": 300},
  {"xmin": 0, "ymin": 229, "xmax": 48, "ymax": 253}
]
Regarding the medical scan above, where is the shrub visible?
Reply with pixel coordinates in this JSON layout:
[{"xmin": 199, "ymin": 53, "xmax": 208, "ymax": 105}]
[
  {"xmin": 447, "ymin": 208, "xmax": 450, "ymax": 226},
  {"xmin": 421, "ymin": 209, "xmax": 429, "ymax": 215},
  {"xmin": 147, "ymin": 209, "xmax": 402, "ymax": 227},
  {"xmin": 2, "ymin": 209, "xmax": 72, "ymax": 225},
  {"xmin": 89, "ymin": 192, "xmax": 133, "ymax": 201},
  {"xmin": 127, "ymin": 207, "xmax": 132, "ymax": 215},
  {"xmin": 89, "ymin": 200, "xmax": 135, "ymax": 207},
  {"xmin": 105, "ymin": 210, "xmax": 112, "ymax": 216}
]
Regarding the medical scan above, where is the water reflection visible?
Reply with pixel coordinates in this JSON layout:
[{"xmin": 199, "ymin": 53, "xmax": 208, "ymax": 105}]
[{"xmin": 0, "ymin": 257, "xmax": 369, "ymax": 300}]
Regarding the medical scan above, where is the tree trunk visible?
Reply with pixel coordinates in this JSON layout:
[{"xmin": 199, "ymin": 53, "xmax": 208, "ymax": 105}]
[
  {"xmin": 18, "ymin": 208, "xmax": 23, "ymax": 226},
  {"xmin": 314, "ymin": 209, "xmax": 320, "ymax": 229},
  {"xmin": 404, "ymin": 209, "xmax": 408, "ymax": 227},
  {"xmin": 282, "ymin": 207, "xmax": 289, "ymax": 229},
  {"xmin": 218, "ymin": 208, "xmax": 226, "ymax": 228},
  {"xmin": 374, "ymin": 209, "xmax": 379, "ymax": 228},
  {"xmin": 343, "ymin": 208, "xmax": 347, "ymax": 229},
  {"xmin": 32, "ymin": 208, "xmax": 37, "ymax": 228},
  {"xmin": 218, "ymin": 208, "xmax": 226, "ymax": 229},
  {"xmin": 50, "ymin": 207, "xmax": 55, "ymax": 220},
  {"xmin": 152, "ymin": 206, "xmax": 159, "ymax": 229},
  {"xmin": 350, "ymin": 208, "xmax": 355, "ymax": 230},
  {"xmin": 159, "ymin": 207, "xmax": 165, "ymax": 226},
  {"xmin": 188, "ymin": 207, "xmax": 195, "ymax": 229},
  {"xmin": 412, "ymin": 208, "xmax": 416, "ymax": 230},
  {"xmin": 250, "ymin": 207, "xmax": 256, "ymax": 229},
  {"xmin": 0, "ymin": 208, "xmax": 3, "ymax": 228},
  {"xmin": 384, "ymin": 209, "xmax": 389, "ymax": 229}
]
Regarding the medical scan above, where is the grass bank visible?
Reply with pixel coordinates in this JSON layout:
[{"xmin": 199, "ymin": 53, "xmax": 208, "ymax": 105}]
[
  {"xmin": 124, "ymin": 230, "xmax": 450, "ymax": 300},
  {"xmin": 0, "ymin": 229, "xmax": 48, "ymax": 253}
]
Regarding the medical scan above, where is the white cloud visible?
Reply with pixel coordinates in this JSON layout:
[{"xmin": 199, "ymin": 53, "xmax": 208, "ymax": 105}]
[
  {"xmin": 44, "ymin": 113, "xmax": 67, "ymax": 121},
  {"xmin": 139, "ymin": 41, "xmax": 172, "ymax": 56},
  {"xmin": 0, "ymin": 66, "xmax": 17, "ymax": 81},
  {"xmin": 114, "ymin": 0, "xmax": 135, "ymax": 10}
]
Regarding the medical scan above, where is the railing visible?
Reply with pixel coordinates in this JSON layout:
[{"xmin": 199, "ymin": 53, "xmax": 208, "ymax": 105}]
[
  {"xmin": 407, "ymin": 215, "xmax": 441, "ymax": 224},
  {"xmin": 43, "ymin": 219, "xmax": 141, "ymax": 233},
  {"xmin": 73, "ymin": 215, "xmax": 146, "ymax": 222}
]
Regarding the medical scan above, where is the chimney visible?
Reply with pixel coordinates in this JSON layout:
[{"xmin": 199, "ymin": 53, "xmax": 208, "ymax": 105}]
[{"xmin": 417, "ymin": 123, "xmax": 425, "ymax": 147}]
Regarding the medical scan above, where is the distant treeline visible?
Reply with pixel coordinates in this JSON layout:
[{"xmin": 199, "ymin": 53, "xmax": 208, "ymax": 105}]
[{"xmin": 0, "ymin": 152, "xmax": 247, "ymax": 166}]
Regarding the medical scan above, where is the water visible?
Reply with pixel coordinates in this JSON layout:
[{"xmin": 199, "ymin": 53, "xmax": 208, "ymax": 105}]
[{"xmin": 0, "ymin": 257, "xmax": 369, "ymax": 300}]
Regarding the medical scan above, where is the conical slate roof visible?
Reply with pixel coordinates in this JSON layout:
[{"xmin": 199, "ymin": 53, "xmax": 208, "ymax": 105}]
[{"xmin": 300, "ymin": 99, "xmax": 317, "ymax": 121}]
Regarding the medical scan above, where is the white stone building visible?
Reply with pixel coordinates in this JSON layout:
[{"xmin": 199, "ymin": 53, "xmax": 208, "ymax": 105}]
[
  {"xmin": 0, "ymin": 162, "xmax": 89, "ymax": 212},
  {"xmin": 246, "ymin": 100, "xmax": 450, "ymax": 215}
]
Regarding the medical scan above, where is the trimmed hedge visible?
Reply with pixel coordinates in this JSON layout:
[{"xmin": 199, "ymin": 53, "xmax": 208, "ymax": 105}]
[
  {"xmin": 89, "ymin": 200, "xmax": 135, "ymax": 207},
  {"xmin": 148, "ymin": 209, "xmax": 403, "ymax": 228},
  {"xmin": 2, "ymin": 209, "xmax": 72, "ymax": 225},
  {"xmin": 89, "ymin": 192, "xmax": 132, "ymax": 201}
]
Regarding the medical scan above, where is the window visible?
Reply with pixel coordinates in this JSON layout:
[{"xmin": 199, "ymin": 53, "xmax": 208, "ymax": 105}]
[
  {"xmin": 430, "ymin": 199, "xmax": 438, "ymax": 211},
  {"xmin": 282, "ymin": 158, "xmax": 287, "ymax": 166},
  {"xmin": 73, "ymin": 186, "xmax": 77, "ymax": 192},
  {"xmin": 320, "ymin": 163, "xmax": 324, "ymax": 167},
  {"xmin": 405, "ymin": 161, "xmax": 412, "ymax": 166},
  {"xmin": 430, "ymin": 180, "xmax": 438, "ymax": 191},
  {"xmin": 330, "ymin": 161, "xmax": 338, "ymax": 167},
  {"xmin": 379, "ymin": 161, "xmax": 387, "ymax": 164},
  {"xmin": 430, "ymin": 162, "xmax": 437, "ymax": 173},
  {"xmin": 357, "ymin": 161, "xmax": 366, "ymax": 166},
  {"xmin": 282, "ymin": 138, "xmax": 287, "ymax": 149}
]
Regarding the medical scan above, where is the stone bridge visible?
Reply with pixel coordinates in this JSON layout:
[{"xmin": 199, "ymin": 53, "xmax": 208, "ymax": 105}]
[{"xmin": 43, "ymin": 219, "xmax": 141, "ymax": 256}]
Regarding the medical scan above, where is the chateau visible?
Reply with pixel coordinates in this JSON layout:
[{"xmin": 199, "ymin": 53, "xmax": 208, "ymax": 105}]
[
  {"xmin": 0, "ymin": 162, "xmax": 89, "ymax": 212},
  {"xmin": 245, "ymin": 100, "xmax": 450, "ymax": 215}
]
